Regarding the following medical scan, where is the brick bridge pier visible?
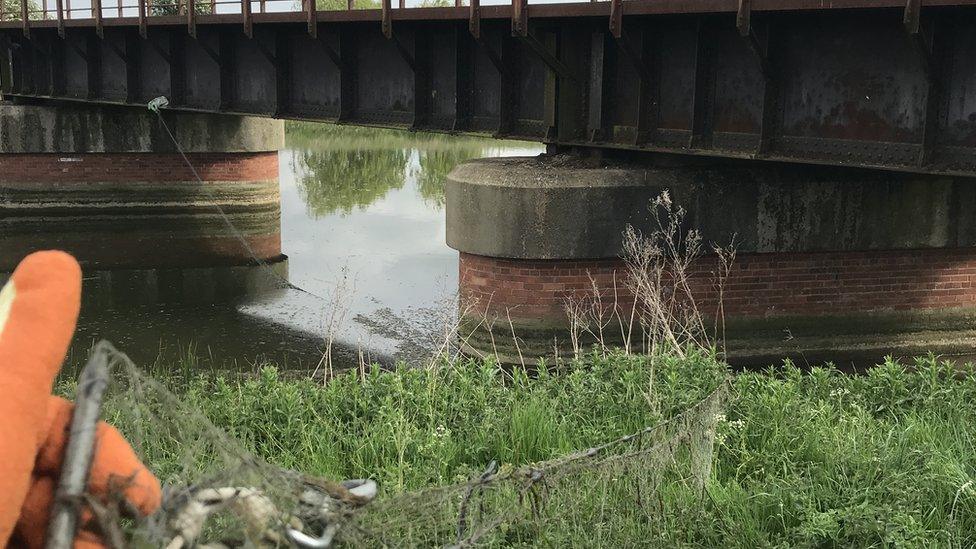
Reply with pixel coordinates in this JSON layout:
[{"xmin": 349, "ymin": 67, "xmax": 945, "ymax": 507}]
[
  {"xmin": 0, "ymin": 101, "xmax": 286, "ymax": 309},
  {"xmin": 447, "ymin": 154, "xmax": 976, "ymax": 367}
]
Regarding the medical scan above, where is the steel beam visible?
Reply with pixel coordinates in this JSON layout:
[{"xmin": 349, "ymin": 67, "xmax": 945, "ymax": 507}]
[{"xmin": 1, "ymin": 5, "xmax": 976, "ymax": 178}]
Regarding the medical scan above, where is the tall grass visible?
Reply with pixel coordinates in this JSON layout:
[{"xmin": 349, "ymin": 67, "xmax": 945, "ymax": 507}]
[
  {"xmin": 68, "ymin": 350, "xmax": 976, "ymax": 547},
  {"xmin": 701, "ymin": 356, "xmax": 976, "ymax": 548},
  {"xmin": 104, "ymin": 350, "xmax": 723, "ymax": 492}
]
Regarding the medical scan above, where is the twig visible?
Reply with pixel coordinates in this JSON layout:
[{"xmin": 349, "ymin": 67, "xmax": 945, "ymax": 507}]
[
  {"xmin": 505, "ymin": 310, "xmax": 525, "ymax": 369},
  {"xmin": 46, "ymin": 340, "xmax": 114, "ymax": 549}
]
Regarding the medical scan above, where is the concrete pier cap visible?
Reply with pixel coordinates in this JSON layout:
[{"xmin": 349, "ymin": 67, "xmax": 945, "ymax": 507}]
[
  {"xmin": 447, "ymin": 156, "xmax": 662, "ymax": 260},
  {"xmin": 446, "ymin": 154, "xmax": 976, "ymax": 367},
  {"xmin": 0, "ymin": 101, "xmax": 286, "ymax": 307},
  {"xmin": 0, "ymin": 100, "xmax": 284, "ymax": 153}
]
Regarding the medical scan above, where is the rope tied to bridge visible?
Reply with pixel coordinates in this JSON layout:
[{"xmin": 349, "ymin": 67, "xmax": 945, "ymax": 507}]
[{"xmin": 146, "ymin": 95, "xmax": 323, "ymax": 301}]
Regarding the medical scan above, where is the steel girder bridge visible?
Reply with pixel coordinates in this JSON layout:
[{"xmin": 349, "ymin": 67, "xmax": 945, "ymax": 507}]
[{"xmin": 1, "ymin": 0, "xmax": 976, "ymax": 177}]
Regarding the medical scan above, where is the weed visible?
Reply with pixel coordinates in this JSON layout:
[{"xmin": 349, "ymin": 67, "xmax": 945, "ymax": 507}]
[{"xmin": 69, "ymin": 351, "xmax": 976, "ymax": 547}]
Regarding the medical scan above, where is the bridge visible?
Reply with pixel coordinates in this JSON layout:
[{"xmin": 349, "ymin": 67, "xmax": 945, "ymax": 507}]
[
  {"xmin": 3, "ymin": 0, "xmax": 976, "ymax": 367},
  {"xmin": 2, "ymin": 0, "xmax": 976, "ymax": 177}
]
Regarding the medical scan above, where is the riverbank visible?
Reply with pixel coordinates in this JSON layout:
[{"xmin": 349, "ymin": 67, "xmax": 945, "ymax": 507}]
[{"xmin": 64, "ymin": 350, "xmax": 976, "ymax": 547}]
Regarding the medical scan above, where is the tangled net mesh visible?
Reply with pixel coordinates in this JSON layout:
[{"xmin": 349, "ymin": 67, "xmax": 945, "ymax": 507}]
[{"xmin": 89, "ymin": 344, "xmax": 727, "ymax": 548}]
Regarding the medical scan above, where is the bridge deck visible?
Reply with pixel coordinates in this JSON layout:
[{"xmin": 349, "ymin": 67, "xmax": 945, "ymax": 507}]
[{"xmin": 2, "ymin": 0, "xmax": 976, "ymax": 177}]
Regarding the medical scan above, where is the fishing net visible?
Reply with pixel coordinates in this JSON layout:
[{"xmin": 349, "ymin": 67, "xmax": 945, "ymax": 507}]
[{"xmin": 77, "ymin": 342, "xmax": 728, "ymax": 548}]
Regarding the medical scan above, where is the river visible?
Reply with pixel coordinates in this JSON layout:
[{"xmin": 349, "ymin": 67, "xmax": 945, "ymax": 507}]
[{"xmin": 66, "ymin": 123, "xmax": 543, "ymax": 371}]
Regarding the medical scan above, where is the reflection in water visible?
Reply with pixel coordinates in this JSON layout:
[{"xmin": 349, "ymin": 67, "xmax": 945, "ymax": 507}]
[
  {"xmin": 417, "ymin": 150, "xmax": 480, "ymax": 207},
  {"xmin": 294, "ymin": 149, "xmax": 409, "ymax": 218},
  {"xmin": 264, "ymin": 125, "xmax": 545, "ymax": 367},
  {"xmin": 292, "ymin": 147, "xmax": 483, "ymax": 216},
  {"xmin": 15, "ymin": 123, "xmax": 543, "ymax": 371},
  {"xmin": 289, "ymin": 126, "xmax": 486, "ymax": 216}
]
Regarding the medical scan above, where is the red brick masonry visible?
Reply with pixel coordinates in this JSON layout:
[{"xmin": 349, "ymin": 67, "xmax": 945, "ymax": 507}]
[
  {"xmin": 0, "ymin": 152, "xmax": 279, "ymax": 182},
  {"xmin": 460, "ymin": 248, "xmax": 976, "ymax": 321},
  {"xmin": 0, "ymin": 151, "xmax": 281, "ymax": 270}
]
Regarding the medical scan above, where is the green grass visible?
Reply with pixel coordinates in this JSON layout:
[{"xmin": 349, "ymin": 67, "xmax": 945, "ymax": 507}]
[
  {"xmin": 105, "ymin": 351, "xmax": 723, "ymax": 491},
  {"xmin": 72, "ymin": 351, "xmax": 976, "ymax": 547},
  {"xmin": 704, "ymin": 357, "xmax": 976, "ymax": 548}
]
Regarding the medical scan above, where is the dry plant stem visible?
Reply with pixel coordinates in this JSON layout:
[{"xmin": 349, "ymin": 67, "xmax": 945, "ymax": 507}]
[
  {"xmin": 314, "ymin": 267, "xmax": 354, "ymax": 383},
  {"xmin": 426, "ymin": 293, "xmax": 472, "ymax": 370},
  {"xmin": 477, "ymin": 300, "xmax": 500, "ymax": 364},
  {"xmin": 357, "ymin": 338, "xmax": 366, "ymax": 382},
  {"xmin": 426, "ymin": 292, "xmax": 462, "ymax": 367},
  {"xmin": 562, "ymin": 294, "xmax": 587, "ymax": 359},
  {"xmin": 46, "ymin": 340, "xmax": 114, "ymax": 549},
  {"xmin": 589, "ymin": 273, "xmax": 611, "ymax": 353},
  {"xmin": 611, "ymin": 274, "xmax": 635, "ymax": 355},
  {"xmin": 453, "ymin": 307, "xmax": 487, "ymax": 364},
  {"xmin": 620, "ymin": 190, "xmax": 727, "ymax": 359},
  {"xmin": 712, "ymin": 240, "xmax": 736, "ymax": 357},
  {"xmin": 506, "ymin": 309, "xmax": 526, "ymax": 369},
  {"xmin": 564, "ymin": 271, "xmax": 633, "ymax": 358}
]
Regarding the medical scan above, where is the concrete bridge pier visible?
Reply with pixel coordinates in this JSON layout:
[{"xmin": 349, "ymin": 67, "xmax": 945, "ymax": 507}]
[
  {"xmin": 447, "ymin": 155, "xmax": 976, "ymax": 367},
  {"xmin": 0, "ymin": 102, "xmax": 286, "ymax": 308}
]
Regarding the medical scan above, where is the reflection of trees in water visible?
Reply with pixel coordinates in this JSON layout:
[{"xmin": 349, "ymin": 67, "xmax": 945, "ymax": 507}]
[
  {"xmin": 294, "ymin": 148, "xmax": 409, "ymax": 218},
  {"xmin": 288, "ymin": 123, "xmax": 534, "ymax": 215},
  {"xmin": 416, "ymin": 148, "xmax": 482, "ymax": 207}
]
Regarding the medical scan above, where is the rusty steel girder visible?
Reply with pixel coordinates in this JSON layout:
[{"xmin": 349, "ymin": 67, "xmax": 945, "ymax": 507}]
[{"xmin": 2, "ymin": 0, "xmax": 976, "ymax": 177}]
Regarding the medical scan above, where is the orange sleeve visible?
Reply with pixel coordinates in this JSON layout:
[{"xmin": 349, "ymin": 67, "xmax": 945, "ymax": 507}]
[
  {"xmin": 0, "ymin": 251, "xmax": 81, "ymax": 545},
  {"xmin": 34, "ymin": 397, "xmax": 162, "ymax": 517},
  {"xmin": 14, "ymin": 475, "xmax": 102, "ymax": 549}
]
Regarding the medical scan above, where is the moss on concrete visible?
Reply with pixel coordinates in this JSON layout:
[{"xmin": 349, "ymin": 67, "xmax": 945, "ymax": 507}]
[
  {"xmin": 0, "ymin": 102, "xmax": 283, "ymax": 153},
  {"xmin": 447, "ymin": 156, "xmax": 976, "ymax": 260}
]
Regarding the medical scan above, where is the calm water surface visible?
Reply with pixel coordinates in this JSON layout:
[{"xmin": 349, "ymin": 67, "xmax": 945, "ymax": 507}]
[{"xmin": 71, "ymin": 124, "xmax": 543, "ymax": 369}]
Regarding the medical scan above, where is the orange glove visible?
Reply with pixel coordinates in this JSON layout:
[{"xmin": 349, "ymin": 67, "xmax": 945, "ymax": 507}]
[{"xmin": 0, "ymin": 251, "xmax": 162, "ymax": 548}]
